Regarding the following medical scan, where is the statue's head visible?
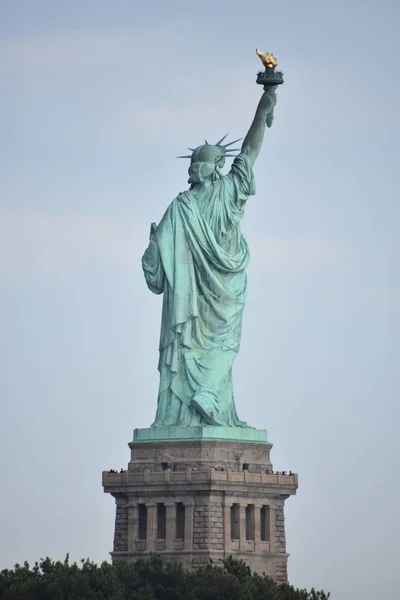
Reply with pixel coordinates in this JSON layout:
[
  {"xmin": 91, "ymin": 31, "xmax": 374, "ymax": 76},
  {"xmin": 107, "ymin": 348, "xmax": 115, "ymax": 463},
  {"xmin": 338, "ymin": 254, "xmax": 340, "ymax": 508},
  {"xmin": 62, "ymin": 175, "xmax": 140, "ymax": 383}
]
[
  {"xmin": 178, "ymin": 135, "xmax": 242, "ymax": 185},
  {"xmin": 188, "ymin": 145, "xmax": 226, "ymax": 184}
]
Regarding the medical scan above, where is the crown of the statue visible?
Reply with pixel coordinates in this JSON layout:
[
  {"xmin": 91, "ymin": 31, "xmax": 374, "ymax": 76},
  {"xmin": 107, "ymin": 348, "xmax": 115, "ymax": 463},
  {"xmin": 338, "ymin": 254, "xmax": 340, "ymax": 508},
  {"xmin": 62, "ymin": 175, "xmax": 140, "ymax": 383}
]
[{"xmin": 178, "ymin": 134, "xmax": 242, "ymax": 162}]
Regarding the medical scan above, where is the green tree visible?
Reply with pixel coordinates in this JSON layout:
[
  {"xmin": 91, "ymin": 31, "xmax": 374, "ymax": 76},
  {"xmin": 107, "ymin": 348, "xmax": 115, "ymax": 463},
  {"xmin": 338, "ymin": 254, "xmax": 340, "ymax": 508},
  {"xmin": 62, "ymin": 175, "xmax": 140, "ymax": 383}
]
[{"xmin": 0, "ymin": 555, "xmax": 330, "ymax": 600}]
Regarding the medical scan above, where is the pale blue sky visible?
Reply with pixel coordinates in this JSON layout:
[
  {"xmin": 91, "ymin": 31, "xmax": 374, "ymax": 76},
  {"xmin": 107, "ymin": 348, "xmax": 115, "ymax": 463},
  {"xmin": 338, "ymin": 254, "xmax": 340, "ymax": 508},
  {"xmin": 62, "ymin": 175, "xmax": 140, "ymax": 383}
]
[{"xmin": 1, "ymin": 1, "xmax": 399, "ymax": 598}]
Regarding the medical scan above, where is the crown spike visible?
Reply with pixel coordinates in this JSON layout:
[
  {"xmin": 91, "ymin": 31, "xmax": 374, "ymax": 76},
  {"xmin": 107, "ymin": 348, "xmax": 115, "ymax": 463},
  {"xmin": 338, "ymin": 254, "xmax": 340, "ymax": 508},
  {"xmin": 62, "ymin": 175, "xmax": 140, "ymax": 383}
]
[
  {"xmin": 187, "ymin": 148, "xmax": 195, "ymax": 151},
  {"xmin": 177, "ymin": 155, "xmax": 192, "ymax": 158},
  {"xmin": 223, "ymin": 137, "xmax": 243, "ymax": 148},
  {"xmin": 205, "ymin": 139, "xmax": 209, "ymax": 144},
  {"xmin": 215, "ymin": 133, "xmax": 229, "ymax": 146}
]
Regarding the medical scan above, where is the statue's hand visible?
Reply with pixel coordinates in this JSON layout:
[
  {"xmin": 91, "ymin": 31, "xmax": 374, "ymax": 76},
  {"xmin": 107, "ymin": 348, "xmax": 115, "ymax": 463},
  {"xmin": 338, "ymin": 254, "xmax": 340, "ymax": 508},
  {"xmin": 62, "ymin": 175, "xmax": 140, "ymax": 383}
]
[
  {"xmin": 262, "ymin": 86, "xmax": 277, "ymax": 128},
  {"xmin": 262, "ymin": 86, "xmax": 277, "ymax": 110}
]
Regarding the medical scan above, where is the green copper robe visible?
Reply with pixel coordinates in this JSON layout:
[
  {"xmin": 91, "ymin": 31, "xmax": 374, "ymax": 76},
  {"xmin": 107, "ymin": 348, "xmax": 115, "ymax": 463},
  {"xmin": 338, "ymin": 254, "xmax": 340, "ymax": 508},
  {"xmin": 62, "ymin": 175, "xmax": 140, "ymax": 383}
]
[{"xmin": 142, "ymin": 154, "xmax": 255, "ymax": 427}]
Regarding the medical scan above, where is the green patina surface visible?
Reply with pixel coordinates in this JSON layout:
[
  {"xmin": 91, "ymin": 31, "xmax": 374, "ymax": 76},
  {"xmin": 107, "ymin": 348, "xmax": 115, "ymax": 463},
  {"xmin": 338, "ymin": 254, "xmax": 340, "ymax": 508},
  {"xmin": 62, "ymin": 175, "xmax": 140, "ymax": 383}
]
[
  {"xmin": 141, "ymin": 78, "xmax": 279, "ymax": 439},
  {"xmin": 133, "ymin": 426, "xmax": 268, "ymax": 443}
]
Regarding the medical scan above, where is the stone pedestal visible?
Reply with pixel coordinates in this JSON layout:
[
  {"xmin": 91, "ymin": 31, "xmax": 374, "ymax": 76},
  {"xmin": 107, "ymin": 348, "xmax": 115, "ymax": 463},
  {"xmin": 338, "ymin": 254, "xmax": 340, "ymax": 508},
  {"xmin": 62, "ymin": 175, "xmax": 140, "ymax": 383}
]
[{"xmin": 103, "ymin": 431, "xmax": 298, "ymax": 582}]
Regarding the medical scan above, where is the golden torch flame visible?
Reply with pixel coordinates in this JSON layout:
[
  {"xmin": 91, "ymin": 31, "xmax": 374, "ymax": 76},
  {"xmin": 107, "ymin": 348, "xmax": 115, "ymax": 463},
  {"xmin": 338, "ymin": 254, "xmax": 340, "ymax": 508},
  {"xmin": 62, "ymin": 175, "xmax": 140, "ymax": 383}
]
[{"xmin": 256, "ymin": 49, "xmax": 278, "ymax": 69}]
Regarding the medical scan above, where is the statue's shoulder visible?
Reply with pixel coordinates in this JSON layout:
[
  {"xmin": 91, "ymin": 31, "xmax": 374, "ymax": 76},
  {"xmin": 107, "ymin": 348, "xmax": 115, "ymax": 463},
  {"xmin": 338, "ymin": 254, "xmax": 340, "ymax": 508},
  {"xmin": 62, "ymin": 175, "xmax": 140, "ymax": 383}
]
[
  {"xmin": 158, "ymin": 192, "xmax": 192, "ymax": 229},
  {"xmin": 163, "ymin": 193, "xmax": 186, "ymax": 213},
  {"xmin": 229, "ymin": 152, "xmax": 250, "ymax": 169},
  {"xmin": 177, "ymin": 190, "xmax": 193, "ymax": 204},
  {"xmin": 227, "ymin": 153, "xmax": 254, "ymax": 180}
]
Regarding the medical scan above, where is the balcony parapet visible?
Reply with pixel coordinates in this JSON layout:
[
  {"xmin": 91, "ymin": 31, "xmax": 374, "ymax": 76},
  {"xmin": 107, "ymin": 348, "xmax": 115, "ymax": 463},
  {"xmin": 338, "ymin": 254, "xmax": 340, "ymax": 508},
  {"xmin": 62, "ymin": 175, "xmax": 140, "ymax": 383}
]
[{"xmin": 103, "ymin": 468, "xmax": 298, "ymax": 492}]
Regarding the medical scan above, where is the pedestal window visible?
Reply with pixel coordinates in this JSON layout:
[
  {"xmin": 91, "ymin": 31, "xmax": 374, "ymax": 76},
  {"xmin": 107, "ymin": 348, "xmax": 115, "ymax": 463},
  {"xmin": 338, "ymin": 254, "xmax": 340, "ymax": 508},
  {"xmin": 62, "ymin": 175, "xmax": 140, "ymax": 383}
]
[
  {"xmin": 157, "ymin": 503, "xmax": 166, "ymax": 539},
  {"xmin": 260, "ymin": 505, "xmax": 270, "ymax": 542},
  {"xmin": 138, "ymin": 504, "xmax": 147, "ymax": 540},
  {"xmin": 245, "ymin": 504, "xmax": 255, "ymax": 541},
  {"xmin": 176, "ymin": 503, "xmax": 185, "ymax": 539},
  {"xmin": 230, "ymin": 504, "xmax": 240, "ymax": 539}
]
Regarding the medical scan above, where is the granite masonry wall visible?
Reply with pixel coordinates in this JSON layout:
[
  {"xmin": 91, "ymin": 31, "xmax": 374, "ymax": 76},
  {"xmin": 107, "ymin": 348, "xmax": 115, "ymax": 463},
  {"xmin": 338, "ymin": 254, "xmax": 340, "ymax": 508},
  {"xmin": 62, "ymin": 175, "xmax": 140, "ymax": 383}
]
[{"xmin": 103, "ymin": 439, "xmax": 297, "ymax": 582}]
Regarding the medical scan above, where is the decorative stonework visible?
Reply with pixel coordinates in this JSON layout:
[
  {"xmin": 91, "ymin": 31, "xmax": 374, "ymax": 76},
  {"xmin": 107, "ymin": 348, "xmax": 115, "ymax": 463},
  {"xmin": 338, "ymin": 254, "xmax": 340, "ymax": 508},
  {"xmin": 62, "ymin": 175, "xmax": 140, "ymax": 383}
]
[
  {"xmin": 113, "ymin": 496, "xmax": 128, "ymax": 553},
  {"xmin": 103, "ymin": 439, "xmax": 297, "ymax": 581}
]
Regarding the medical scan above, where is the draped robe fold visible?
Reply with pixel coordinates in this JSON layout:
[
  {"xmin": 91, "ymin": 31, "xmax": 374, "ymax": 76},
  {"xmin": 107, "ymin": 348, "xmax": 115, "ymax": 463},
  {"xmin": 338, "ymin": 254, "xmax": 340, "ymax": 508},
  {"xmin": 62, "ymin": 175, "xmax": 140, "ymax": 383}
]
[{"xmin": 142, "ymin": 154, "xmax": 255, "ymax": 427}]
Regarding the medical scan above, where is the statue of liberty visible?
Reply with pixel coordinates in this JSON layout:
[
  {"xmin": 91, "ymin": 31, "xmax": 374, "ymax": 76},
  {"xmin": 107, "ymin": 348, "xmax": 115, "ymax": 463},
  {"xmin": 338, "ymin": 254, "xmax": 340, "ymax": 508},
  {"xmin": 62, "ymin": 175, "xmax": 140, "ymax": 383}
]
[{"xmin": 142, "ymin": 79, "xmax": 278, "ymax": 429}]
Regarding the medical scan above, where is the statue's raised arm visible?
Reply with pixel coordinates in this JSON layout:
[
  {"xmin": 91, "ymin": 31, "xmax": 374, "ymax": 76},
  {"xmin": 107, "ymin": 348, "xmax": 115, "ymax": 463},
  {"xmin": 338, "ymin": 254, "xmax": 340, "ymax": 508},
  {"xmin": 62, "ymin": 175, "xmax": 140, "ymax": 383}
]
[
  {"xmin": 240, "ymin": 49, "xmax": 283, "ymax": 167},
  {"xmin": 240, "ymin": 86, "xmax": 277, "ymax": 168}
]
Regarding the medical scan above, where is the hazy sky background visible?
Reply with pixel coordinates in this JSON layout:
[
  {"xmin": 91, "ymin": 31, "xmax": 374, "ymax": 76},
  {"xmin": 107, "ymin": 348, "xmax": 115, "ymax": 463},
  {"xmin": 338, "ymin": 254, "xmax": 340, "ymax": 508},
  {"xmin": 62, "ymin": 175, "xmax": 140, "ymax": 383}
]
[{"xmin": 1, "ymin": 1, "xmax": 399, "ymax": 598}]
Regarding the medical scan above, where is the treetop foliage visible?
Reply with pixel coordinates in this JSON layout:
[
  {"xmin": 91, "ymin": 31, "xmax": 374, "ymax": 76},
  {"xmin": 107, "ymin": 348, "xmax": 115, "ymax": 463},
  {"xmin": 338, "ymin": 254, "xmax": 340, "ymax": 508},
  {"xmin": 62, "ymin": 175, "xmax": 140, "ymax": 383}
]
[{"xmin": 0, "ymin": 554, "xmax": 329, "ymax": 600}]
